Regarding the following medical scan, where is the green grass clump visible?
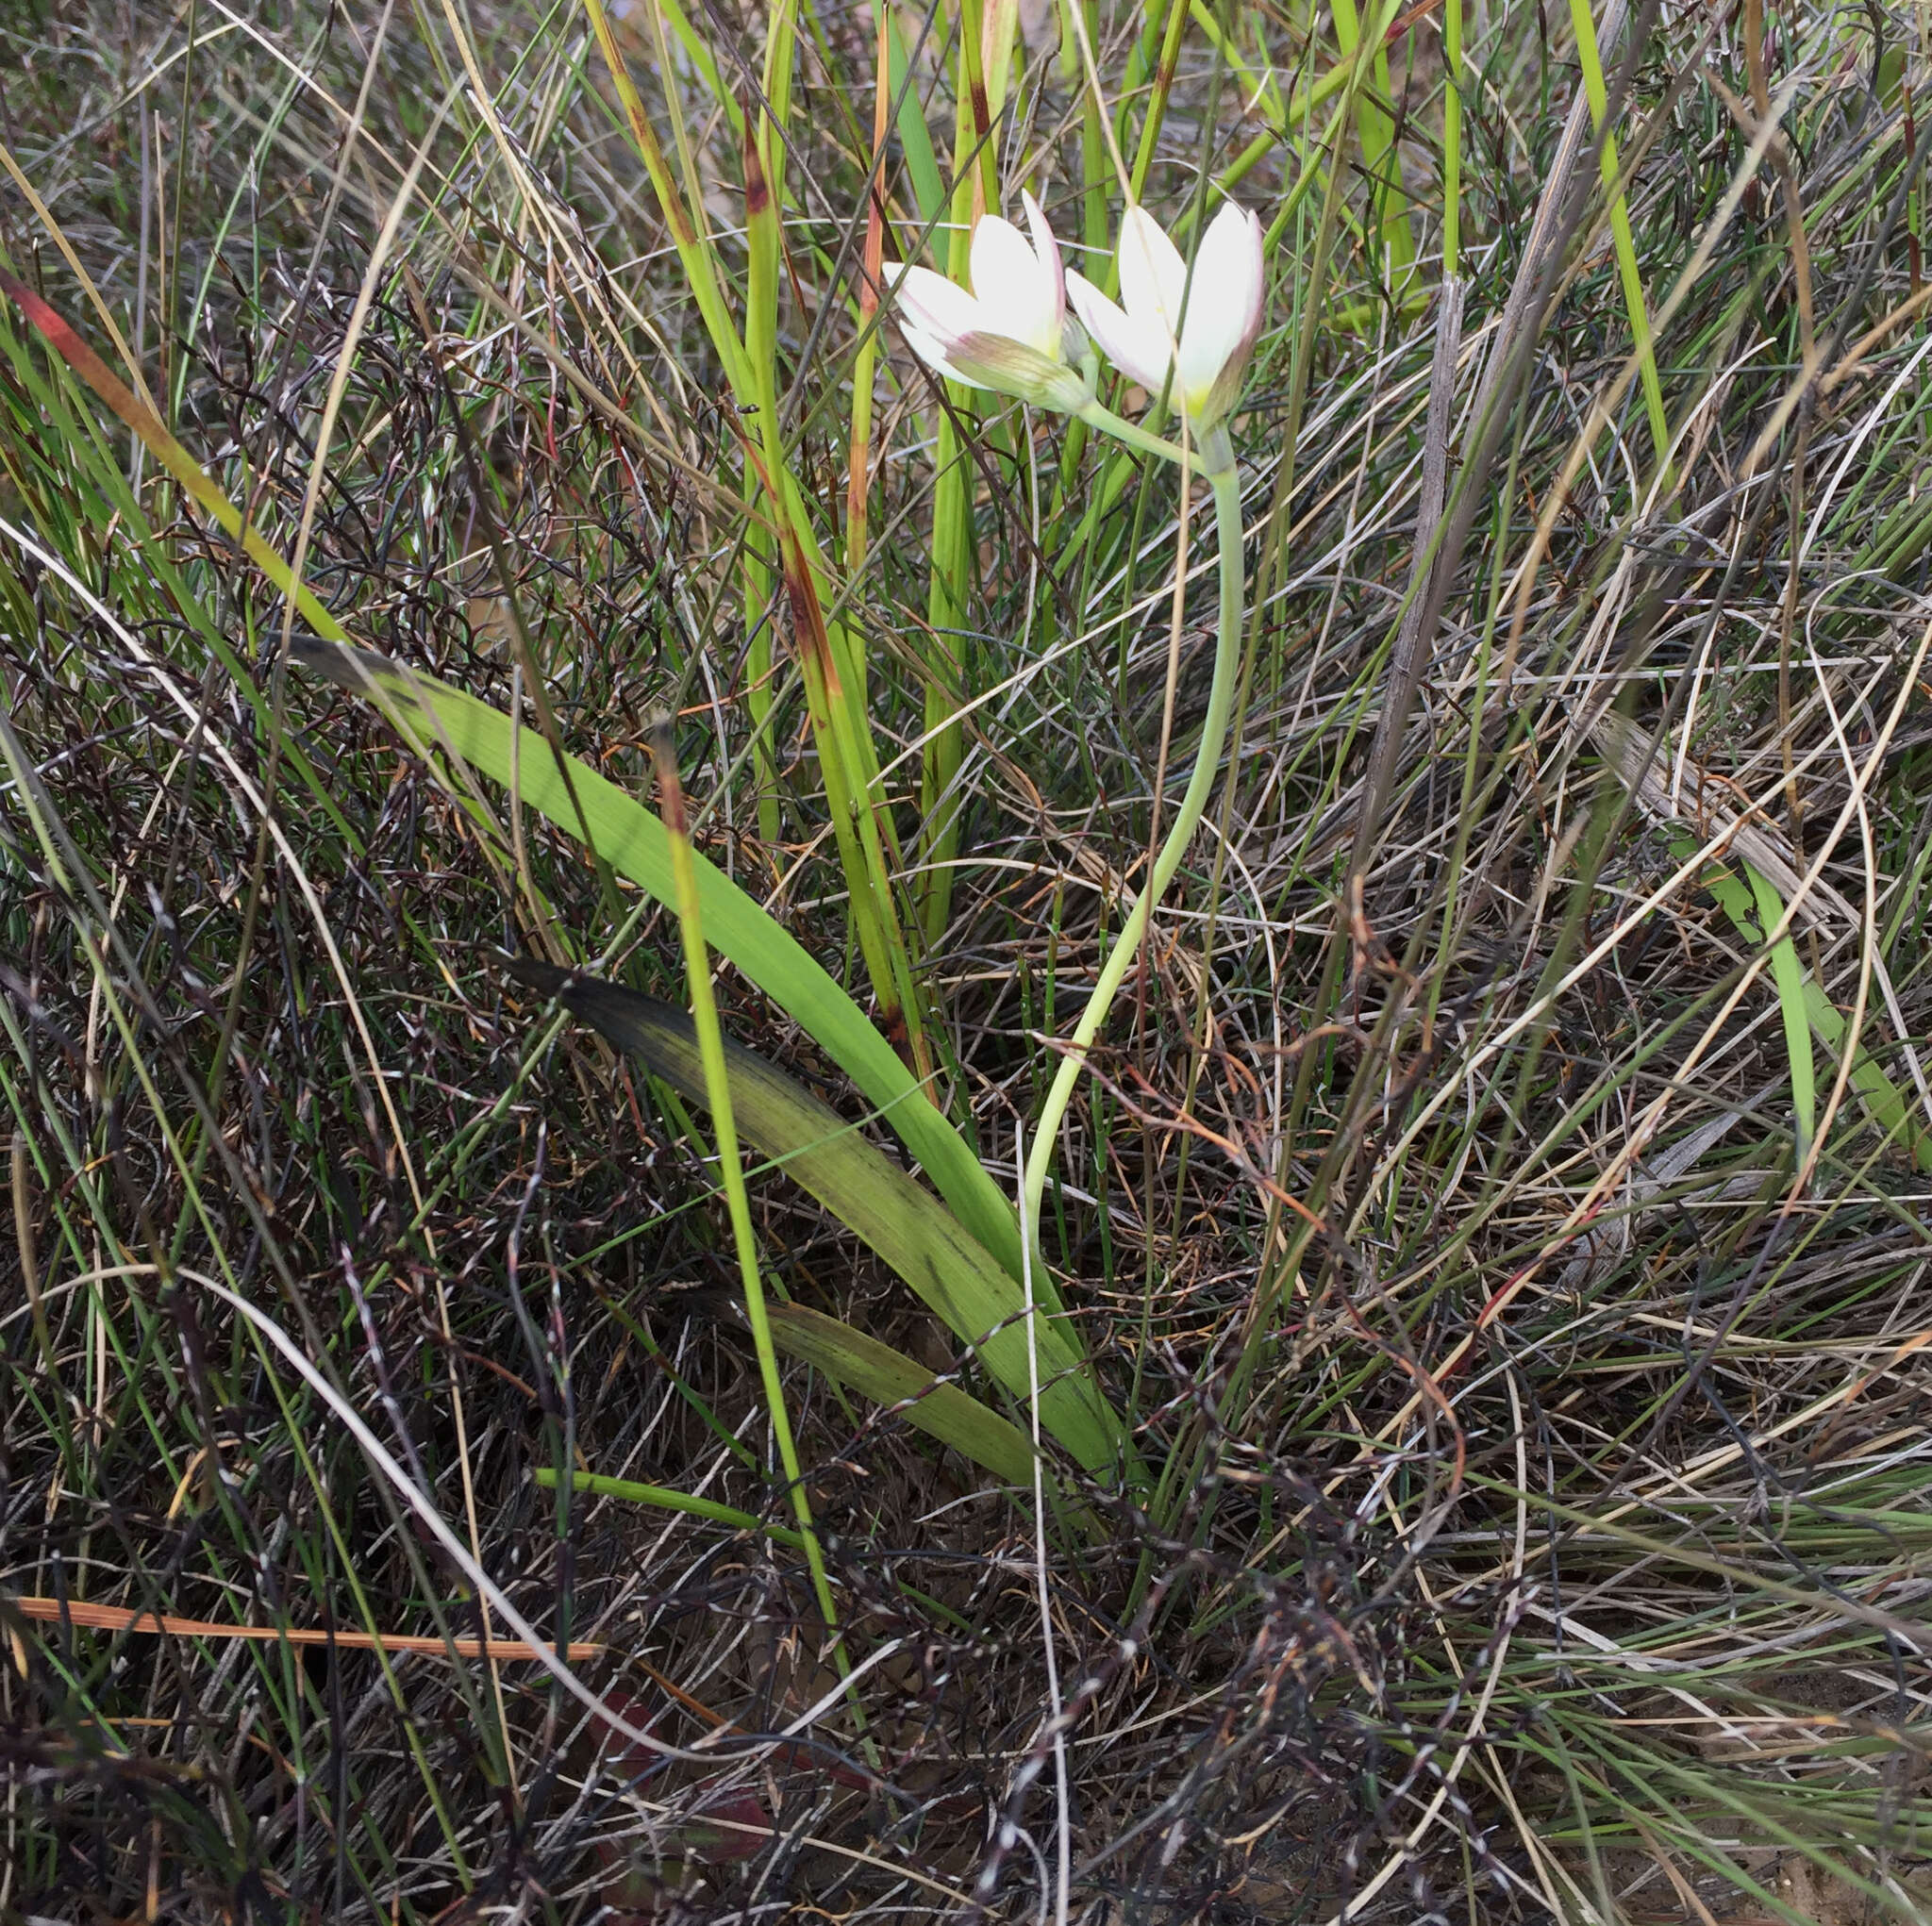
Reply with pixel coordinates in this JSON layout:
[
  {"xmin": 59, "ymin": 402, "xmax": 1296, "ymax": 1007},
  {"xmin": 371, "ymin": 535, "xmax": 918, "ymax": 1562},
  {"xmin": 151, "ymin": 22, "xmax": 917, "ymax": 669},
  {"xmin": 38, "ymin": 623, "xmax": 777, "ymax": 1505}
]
[{"xmin": 3, "ymin": 0, "xmax": 1931, "ymax": 1918}]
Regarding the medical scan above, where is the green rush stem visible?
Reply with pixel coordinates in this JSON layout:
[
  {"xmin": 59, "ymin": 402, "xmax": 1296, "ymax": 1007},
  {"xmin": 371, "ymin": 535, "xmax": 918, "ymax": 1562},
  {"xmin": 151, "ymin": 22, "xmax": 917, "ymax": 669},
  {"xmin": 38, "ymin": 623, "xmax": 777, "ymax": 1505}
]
[
  {"xmin": 1023, "ymin": 428, "xmax": 1241, "ymax": 1238},
  {"xmin": 912, "ymin": 0, "xmax": 993, "ymax": 949}
]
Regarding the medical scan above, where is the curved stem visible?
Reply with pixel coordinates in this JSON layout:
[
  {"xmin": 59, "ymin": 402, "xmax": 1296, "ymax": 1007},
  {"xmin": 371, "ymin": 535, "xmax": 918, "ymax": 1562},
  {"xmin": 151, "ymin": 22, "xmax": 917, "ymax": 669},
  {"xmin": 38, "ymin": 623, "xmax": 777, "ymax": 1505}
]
[
  {"xmin": 1074, "ymin": 397, "xmax": 1192, "ymax": 469},
  {"xmin": 1023, "ymin": 436, "xmax": 1244, "ymax": 1238}
]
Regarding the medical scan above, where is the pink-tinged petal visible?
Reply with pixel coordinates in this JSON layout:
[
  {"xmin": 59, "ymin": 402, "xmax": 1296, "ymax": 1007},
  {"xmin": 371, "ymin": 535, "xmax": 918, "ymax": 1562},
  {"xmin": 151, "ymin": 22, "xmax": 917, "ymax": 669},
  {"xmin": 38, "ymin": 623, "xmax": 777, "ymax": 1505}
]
[
  {"xmin": 969, "ymin": 213, "xmax": 1058, "ymax": 355},
  {"xmin": 1223, "ymin": 200, "xmax": 1268, "ymax": 338},
  {"xmin": 1021, "ymin": 190, "xmax": 1066, "ymax": 335},
  {"xmin": 1117, "ymin": 206, "xmax": 1187, "ymax": 336},
  {"xmin": 945, "ymin": 330, "xmax": 1090, "ymax": 407},
  {"xmin": 1176, "ymin": 201, "xmax": 1265, "ymax": 407},
  {"xmin": 1066, "ymin": 270, "xmax": 1174, "ymax": 396},
  {"xmin": 886, "ymin": 262, "xmax": 982, "ymax": 345}
]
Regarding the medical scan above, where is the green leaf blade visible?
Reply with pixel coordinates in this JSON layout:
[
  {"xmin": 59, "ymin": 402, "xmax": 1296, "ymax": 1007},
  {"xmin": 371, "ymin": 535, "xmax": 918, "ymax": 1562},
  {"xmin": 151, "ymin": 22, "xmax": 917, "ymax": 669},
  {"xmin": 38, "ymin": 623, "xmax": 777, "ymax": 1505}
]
[
  {"xmin": 506, "ymin": 960, "xmax": 1130, "ymax": 1477},
  {"xmin": 763, "ymin": 1303, "xmax": 1038, "ymax": 1488},
  {"xmin": 293, "ymin": 639, "xmax": 1024, "ymax": 1279}
]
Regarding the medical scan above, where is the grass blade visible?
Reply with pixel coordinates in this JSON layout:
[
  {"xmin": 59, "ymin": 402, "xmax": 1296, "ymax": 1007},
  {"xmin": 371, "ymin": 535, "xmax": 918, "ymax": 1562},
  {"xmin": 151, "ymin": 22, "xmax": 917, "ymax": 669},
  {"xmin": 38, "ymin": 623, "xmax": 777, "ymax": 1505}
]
[
  {"xmin": 1745, "ymin": 860, "xmax": 1818, "ymax": 1164},
  {"xmin": 1565, "ymin": 0, "xmax": 1672, "ymax": 473},
  {"xmin": 583, "ymin": 0, "xmax": 926, "ymax": 1061},
  {"xmin": 532, "ymin": 1470, "xmax": 808, "ymax": 1550},
  {"xmin": 651, "ymin": 725, "xmax": 838, "ymax": 1634},
  {"xmin": 1696, "ymin": 849, "xmax": 1930, "ymax": 1172}
]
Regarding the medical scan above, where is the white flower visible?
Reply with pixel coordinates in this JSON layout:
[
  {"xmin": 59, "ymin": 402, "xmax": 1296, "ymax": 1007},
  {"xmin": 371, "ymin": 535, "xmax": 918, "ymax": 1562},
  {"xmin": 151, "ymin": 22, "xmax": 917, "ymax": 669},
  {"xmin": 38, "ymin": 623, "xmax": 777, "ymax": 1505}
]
[
  {"xmin": 1065, "ymin": 201, "xmax": 1264, "ymax": 427},
  {"xmin": 884, "ymin": 192, "xmax": 1092, "ymax": 412}
]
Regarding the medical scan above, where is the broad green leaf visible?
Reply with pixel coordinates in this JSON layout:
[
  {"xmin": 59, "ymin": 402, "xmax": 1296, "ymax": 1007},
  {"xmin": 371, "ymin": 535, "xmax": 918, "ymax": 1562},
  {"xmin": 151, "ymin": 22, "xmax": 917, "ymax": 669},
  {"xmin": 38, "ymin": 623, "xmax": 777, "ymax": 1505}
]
[
  {"xmin": 291, "ymin": 638, "xmax": 1028, "ymax": 1288},
  {"xmin": 874, "ymin": 6, "xmax": 944, "ymax": 230},
  {"xmin": 762, "ymin": 1303, "xmax": 1038, "ymax": 1488},
  {"xmin": 505, "ymin": 958, "xmax": 1131, "ymax": 1477},
  {"xmin": 0, "ymin": 274, "xmax": 1028, "ymax": 1283}
]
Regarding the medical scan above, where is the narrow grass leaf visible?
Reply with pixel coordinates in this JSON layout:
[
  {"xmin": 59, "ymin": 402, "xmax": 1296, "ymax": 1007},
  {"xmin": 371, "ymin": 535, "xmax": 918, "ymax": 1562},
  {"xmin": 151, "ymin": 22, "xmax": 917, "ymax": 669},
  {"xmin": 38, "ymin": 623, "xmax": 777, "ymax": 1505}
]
[
  {"xmin": 652, "ymin": 727, "xmax": 838, "ymax": 1633},
  {"xmin": 1693, "ymin": 846, "xmax": 1931, "ymax": 1172},
  {"xmin": 1745, "ymin": 860, "xmax": 1817, "ymax": 1162},
  {"xmin": 531, "ymin": 1470, "xmax": 808, "ymax": 1549}
]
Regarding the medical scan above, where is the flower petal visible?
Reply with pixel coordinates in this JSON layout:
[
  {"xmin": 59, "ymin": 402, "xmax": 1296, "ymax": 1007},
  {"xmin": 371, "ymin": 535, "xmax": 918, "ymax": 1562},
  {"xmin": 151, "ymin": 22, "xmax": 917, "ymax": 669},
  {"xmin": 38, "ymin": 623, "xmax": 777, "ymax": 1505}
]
[
  {"xmin": 1175, "ymin": 201, "xmax": 1265, "ymax": 408},
  {"xmin": 969, "ymin": 213, "xmax": 1058, "ymax": 355},
  {"xmin": 1222, "ymin": 200, "xmax": 1268, "ymax": 339},
  {"xmin": 1020, "ymin": 190, "xmax": 1066, "ymax": 339},
  {"xmin": 1067, "ymin": 270, "xmax": 1174, "ymax": 396},
  {"xmin": 886, "ymin": 262, "xmax": 983, "ymax": 346},
  {"xmin": 1117, "ymin": 206, "xmax": 1187, "ymax": 336},
  {"xmin": 901, "ymin": 322, "xmax": 986, "ymax": 389}
]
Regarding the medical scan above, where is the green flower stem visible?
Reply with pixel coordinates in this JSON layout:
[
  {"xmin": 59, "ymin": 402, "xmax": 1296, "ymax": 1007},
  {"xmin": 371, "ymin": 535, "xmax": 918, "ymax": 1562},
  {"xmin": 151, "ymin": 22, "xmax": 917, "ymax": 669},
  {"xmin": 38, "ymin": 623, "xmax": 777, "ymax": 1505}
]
[
  {"xmin": 1074, "ymin": 397, "xmax": 1193, "ymax": 470},
  {"xmin": 1023, "ymin": 426, "xmax": 1243, "ymax": 1239}
]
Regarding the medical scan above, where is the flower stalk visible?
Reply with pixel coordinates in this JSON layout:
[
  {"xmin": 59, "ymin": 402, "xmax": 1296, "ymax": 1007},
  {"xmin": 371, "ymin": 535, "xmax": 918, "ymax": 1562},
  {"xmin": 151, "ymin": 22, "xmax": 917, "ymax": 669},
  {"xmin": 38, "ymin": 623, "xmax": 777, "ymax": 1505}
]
[
  {"xmin": 1021, "ymin": 425, "xmax": 1244, "ymax": 1239},
  {"xmin": 881, "ymin": 191, "xmax": 1261, "ymax": 1251},
  {"xmin": 1074, "ymin": 396, "xmax": 1192, "ymax": 468}
]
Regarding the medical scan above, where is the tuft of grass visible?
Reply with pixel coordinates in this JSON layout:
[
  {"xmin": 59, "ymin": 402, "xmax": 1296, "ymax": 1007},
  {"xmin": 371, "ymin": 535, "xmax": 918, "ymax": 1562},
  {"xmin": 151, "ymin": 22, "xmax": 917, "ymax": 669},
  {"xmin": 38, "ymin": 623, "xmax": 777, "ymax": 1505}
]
[{"xmin": 4, "ymin": 0, "xmax": 1932, "ymax": 1918}]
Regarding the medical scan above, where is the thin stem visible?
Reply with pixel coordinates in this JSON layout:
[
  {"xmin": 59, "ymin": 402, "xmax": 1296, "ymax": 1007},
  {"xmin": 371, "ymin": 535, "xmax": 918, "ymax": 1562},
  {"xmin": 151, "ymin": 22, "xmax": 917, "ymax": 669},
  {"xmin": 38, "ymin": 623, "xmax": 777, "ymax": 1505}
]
[
  {"xmin": 1023, "ymin": 431, "xmax": 1243, "ymax": 1237},
  {"xmin": 1444, "ymin": 0, "xmax": 1462, "ymax": 279},
  {"xmin": 1074, "ymin": 396, "xmax": 1192, "ymax": 468}
]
